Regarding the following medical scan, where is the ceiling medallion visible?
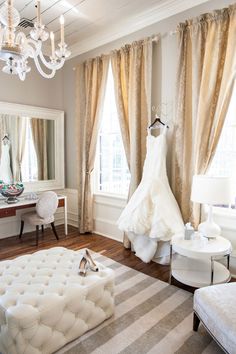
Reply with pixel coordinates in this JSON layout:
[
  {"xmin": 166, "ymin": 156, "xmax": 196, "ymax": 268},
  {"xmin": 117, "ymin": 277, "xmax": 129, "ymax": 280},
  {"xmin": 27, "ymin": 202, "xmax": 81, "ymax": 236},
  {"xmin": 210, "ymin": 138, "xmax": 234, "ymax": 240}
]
[{"xmin": 0, "ymin": 0, "xmax": 71, "ymax": 80}]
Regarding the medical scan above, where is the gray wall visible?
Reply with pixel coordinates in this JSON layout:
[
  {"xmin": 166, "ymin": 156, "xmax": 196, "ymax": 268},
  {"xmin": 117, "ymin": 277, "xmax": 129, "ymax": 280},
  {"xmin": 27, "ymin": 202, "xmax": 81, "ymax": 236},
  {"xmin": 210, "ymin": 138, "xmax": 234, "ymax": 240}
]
[
  {"xmin": 0, "ymin": 62, "xmax": 63, "ymax": 109},
  {"xmin": 63, "ymin": 0, "xmax": 233, "ymax": 189}
]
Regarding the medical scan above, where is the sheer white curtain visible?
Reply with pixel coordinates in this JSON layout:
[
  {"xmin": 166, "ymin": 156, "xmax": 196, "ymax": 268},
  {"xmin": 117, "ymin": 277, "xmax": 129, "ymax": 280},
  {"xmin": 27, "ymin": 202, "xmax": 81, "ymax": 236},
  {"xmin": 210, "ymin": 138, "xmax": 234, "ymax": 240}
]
[
  {"xmin": 0, "ymin": 114, "xmax": 27, "ymax": 182},
  {"xmin": 10, "ymin": 116, "xmax": 27, "ymax": 182}
]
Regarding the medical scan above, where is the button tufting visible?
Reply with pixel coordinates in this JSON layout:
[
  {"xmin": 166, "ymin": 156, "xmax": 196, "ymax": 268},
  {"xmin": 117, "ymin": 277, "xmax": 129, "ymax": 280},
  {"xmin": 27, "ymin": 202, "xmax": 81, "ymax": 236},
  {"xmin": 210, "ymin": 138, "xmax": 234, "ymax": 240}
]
[{"xmin": 0, "ymin": 247, "xmax": 115, "ymax": 354}]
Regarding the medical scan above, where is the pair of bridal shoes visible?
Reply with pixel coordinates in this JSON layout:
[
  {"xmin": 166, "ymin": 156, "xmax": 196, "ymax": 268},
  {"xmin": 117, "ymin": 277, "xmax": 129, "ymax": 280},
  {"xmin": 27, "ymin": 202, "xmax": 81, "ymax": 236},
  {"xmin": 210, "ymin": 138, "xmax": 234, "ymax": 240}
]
[{"xmin": 78, "ymin": 249, "xmax": 99, "ymax": 277}]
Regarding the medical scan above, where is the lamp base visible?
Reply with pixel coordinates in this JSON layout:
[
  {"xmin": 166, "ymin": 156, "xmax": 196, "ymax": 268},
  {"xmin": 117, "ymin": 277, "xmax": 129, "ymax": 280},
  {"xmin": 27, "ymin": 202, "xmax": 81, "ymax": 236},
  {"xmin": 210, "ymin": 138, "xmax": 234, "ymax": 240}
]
[{"xmin": 198, "ymin": 221, "xmax": 221, "ymax": 239}]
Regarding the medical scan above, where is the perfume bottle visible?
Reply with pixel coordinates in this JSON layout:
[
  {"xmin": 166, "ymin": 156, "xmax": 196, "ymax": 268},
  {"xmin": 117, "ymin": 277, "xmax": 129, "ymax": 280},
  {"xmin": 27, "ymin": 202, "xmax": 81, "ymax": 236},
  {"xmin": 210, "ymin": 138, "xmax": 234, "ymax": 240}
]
[{"xmin": 184, "ymin": 222, "xmax": 194, "ymax": 240}]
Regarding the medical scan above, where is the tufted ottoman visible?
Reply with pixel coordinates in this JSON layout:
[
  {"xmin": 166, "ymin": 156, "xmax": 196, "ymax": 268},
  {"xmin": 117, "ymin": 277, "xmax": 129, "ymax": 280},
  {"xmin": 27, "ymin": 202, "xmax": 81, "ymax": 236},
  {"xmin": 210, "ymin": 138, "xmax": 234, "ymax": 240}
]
[
  {"xmin": 0, "ymin": 247, "xmax": 115, "ymax": 354},
  {"xmin": 193, "ymin": 283, "xmax": 236, "ymax": 354}
]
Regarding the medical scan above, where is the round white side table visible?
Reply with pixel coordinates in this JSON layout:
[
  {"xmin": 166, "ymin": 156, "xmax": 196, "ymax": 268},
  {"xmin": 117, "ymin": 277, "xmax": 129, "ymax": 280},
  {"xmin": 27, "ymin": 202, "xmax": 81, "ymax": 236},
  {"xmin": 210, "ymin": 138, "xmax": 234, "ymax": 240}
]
[{"xmin": 169, "ymin": 234, "xmax": 232, "ymax": 288}]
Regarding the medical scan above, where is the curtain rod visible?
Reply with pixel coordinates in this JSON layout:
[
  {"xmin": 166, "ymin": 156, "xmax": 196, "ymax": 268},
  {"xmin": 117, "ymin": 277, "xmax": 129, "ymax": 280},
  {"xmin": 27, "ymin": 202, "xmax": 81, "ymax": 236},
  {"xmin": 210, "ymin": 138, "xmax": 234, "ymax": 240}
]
[{"xmin": 72, "ymin": 31, "xmax": 176, "ymax": 71}]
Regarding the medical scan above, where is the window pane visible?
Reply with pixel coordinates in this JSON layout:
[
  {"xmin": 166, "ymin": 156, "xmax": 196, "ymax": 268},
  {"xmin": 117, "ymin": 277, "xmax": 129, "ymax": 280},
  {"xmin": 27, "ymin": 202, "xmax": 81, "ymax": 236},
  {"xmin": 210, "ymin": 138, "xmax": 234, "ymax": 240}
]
[
  {"xmin": 96, "ymin": 63, "xmax": 130, "ymax": 196},
  {"xmin": 207, "ymin": 83, "xmax": 236, "ymax": 204}
]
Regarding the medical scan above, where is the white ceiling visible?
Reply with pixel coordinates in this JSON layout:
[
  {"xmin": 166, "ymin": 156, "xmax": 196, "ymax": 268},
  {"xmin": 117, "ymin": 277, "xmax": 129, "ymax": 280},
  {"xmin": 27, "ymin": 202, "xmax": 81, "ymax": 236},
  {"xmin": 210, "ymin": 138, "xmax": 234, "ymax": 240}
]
[{"xmin": 1, "ymin": 0, "xmax": 210, "ymax": 58}]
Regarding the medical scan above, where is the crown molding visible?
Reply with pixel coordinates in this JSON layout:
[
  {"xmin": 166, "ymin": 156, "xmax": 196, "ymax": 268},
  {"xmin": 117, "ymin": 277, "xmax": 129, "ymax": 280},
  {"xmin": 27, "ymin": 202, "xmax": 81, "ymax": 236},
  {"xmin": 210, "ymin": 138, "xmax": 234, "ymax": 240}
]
[{"xmin": 68, "ymin": 0, "xmax": 210, "ymax": 59}]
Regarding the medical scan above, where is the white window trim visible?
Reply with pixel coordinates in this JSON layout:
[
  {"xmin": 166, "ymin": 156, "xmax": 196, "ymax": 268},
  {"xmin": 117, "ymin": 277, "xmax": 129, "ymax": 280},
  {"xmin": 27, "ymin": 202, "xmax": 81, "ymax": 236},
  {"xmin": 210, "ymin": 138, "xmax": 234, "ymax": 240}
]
[{"xmin": 94, "ymin": 191, "xmax": 128, "ymax": 200}]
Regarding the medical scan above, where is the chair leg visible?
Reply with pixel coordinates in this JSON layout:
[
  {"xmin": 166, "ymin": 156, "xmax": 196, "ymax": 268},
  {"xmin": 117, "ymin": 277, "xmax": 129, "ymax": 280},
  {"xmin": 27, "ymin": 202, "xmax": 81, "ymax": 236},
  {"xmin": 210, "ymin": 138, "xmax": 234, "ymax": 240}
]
[
  {"xmin": 41, "ymin": 225, "xmax": 44, "ymax": 233},
  {"xmin": 51, "ymin": 222, "xmax": 59, "ymax": 240},
  {"xmin": 193, "ymin": 312, "xmax": 200, "ymax": 332},
  {"xmin": 19, "ymin": 220, "xmax": 24, "ymax": 239},
  {"xmin": 36, "ymin": 225, "xmax": 39, "ymax": 246}
]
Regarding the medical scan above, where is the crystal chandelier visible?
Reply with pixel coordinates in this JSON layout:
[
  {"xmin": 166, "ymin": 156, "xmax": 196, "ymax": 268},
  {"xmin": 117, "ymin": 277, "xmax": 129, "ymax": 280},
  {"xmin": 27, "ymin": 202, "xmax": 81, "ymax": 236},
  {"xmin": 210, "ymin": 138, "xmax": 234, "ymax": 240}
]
[{"xmin": 0, "ymin": 0, "xmax": 71, "ymax": 80}]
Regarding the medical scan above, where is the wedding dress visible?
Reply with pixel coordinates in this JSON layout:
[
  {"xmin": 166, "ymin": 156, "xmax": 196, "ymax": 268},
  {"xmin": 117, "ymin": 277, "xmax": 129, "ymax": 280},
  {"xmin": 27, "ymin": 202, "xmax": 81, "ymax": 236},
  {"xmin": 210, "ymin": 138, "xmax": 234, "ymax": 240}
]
[
  {"xmin": 0, "ymin": 139, "xmax": 13, "ymax": 184},
  {"xmin": 118, "ymin": 127, "xmax": 184, "ymax": 263}
]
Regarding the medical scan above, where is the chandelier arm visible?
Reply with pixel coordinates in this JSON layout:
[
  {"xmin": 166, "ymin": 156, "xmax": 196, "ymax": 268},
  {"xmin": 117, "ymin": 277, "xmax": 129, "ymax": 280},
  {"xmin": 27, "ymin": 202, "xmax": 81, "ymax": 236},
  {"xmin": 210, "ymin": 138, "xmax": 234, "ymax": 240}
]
[
  {"xmin": 18, "ymin": 70, "xmax": 26, "ymax": 81},
  {"xmin": 26, "ymin": 38, "xmax": 43, "ymax": 57},
  {"xmin": 38, "ymin": 50, "xmax": 65, "ymax": 71},
  {"xmin": 15, "ymin": 31, "xmax": 26, "ymax": 44},
  {"xmin": 33, "ymin": 53, "xmax": 57, "ymax": 79},
  {"xmin": 15, "ymin": 32, "xmax": 43, "ymax": 59}
]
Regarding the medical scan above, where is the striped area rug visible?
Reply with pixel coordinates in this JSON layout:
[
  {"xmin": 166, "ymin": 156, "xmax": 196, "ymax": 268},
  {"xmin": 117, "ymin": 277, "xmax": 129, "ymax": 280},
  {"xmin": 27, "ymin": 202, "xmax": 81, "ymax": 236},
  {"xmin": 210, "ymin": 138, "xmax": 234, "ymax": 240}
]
[{"xmin": 56, "ymin": 253, "xmax": 223, "ymax": 354}]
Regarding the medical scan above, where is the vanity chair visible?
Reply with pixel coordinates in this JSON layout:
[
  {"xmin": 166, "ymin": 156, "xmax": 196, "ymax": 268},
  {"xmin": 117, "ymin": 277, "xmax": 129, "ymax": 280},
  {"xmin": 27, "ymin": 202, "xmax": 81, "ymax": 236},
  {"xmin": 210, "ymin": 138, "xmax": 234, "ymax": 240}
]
[{"xmin": 19, "ymin": 191, "xmax": 59, "ymax": 246}]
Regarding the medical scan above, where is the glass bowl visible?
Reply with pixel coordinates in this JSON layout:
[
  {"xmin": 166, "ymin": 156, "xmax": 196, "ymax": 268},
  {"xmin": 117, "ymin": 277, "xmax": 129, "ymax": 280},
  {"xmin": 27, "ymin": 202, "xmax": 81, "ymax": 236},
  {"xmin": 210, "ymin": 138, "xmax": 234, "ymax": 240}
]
[{"xmin": 0, "ymin": 182, "xmax": 24, "ymax": 204}]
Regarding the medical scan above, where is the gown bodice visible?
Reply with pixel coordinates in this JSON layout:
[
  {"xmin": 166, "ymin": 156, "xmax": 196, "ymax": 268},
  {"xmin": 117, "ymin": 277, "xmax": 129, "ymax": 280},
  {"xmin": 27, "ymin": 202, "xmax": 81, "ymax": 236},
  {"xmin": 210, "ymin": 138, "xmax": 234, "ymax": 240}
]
[
  {"xmin": 142, "ymin": 133, "xmax": 167, "ymax": 182},
  {"xmin": 1, "ymin": 143, "xmax": 11, "ymax": 164}
]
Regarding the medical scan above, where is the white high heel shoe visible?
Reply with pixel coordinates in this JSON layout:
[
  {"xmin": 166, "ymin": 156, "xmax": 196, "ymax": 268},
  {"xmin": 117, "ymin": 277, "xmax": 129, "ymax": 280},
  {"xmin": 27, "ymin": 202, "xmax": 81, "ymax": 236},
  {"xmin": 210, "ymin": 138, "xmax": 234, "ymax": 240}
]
[
  {"xmin": 85, "ymin": 249, "xmax": 99, "ymax": 272},
  {"xmin": 78, "ymin": 256, "xmax": 88, "ymax": 277}
]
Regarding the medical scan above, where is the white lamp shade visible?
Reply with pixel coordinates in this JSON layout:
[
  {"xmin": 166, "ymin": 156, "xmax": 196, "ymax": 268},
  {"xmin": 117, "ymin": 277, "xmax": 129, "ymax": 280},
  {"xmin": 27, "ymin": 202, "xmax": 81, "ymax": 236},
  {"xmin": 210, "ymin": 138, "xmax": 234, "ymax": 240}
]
[{"xmin": 191, "ymin": 175, "xmax": 232, "ymax": 205}]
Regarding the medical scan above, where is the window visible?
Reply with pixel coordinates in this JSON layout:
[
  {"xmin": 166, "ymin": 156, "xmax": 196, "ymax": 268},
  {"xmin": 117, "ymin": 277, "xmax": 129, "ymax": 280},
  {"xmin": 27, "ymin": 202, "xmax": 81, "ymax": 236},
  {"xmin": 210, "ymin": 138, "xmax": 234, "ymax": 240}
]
[
  {"xmin": 95, "ymin": 64, "xmax": 130, "ymax": 196},
  {"xmin": 207, "ymin": 83, "xmax": 236, "ymax": 206},
  {"xmin": 21, "ymin": 118, "xmax": 38, "ymax": 182}
]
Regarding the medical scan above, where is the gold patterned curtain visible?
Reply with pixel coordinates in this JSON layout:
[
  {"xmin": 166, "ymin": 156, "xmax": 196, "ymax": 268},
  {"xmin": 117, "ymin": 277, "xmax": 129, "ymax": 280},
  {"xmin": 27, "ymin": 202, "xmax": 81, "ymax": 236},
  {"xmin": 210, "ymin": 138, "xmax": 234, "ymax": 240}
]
[
  {"xmin": 76, "ymin": 55, "xmax": 109, "ymax": 233},
  {"xmin": 31, "ymin": 118, "xmax": 48, "ymax": 180},
  {"xmin": 111, "ymin": 38, "xmax": 153, "ymax": 247},
  {"xmin": 172, "ymin": 5, "xmax": 236, "ymax": 226}
]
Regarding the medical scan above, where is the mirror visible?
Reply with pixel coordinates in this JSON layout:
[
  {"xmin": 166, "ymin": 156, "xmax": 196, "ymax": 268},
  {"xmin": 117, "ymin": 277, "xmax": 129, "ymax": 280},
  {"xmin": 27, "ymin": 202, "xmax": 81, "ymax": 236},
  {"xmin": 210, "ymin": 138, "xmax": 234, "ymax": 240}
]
[
  {"xmin": 0, "ymin": 115, "xmax": 55, "ymax": 183},
  {"xmin": 0, "ymin": 102, "xmax": 64, "ymax": 192}
]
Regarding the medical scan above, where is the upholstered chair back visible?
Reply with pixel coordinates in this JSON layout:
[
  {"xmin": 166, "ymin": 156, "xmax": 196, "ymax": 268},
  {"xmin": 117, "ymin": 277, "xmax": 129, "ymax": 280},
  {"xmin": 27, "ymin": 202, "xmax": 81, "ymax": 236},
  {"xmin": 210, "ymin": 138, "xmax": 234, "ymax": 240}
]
[{"xmin": 36, "ymin": 191, "xmax": 58, "ymax": 219}]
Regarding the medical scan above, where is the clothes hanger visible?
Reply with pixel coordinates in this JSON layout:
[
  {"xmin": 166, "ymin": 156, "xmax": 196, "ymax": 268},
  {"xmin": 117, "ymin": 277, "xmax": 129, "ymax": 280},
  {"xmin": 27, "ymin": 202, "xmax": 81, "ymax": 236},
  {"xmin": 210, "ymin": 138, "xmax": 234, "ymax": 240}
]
[
  {"xmin": 2, "ymin": 134, "xmax": 9, "ymax": 141},
  {"xmin": 2, "ymin": 134, "xmax": 10, "ymax": 145},
  {"xmin": 148, "ymin": 116, "xmax": 169, "ymax": 129}
]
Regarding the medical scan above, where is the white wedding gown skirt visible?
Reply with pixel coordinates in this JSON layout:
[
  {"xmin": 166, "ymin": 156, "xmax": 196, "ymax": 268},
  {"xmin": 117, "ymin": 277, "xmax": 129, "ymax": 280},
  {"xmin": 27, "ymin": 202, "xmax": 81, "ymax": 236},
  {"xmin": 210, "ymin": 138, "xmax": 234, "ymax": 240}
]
[
  {"xmin": 0, "ymin": 142, "xmax": 13, "ymax": 184},
  {"xmin": 118, "ymin": 130, "xmax": 184, "ymax": 263}
]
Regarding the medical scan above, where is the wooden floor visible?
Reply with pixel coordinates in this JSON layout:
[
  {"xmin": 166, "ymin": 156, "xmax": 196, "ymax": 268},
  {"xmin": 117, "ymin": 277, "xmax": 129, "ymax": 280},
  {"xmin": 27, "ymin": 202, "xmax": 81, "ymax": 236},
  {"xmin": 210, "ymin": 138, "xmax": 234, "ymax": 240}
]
[{"xmin": 0, "ymin": 224, "xmax": 227, "ymax": 293}]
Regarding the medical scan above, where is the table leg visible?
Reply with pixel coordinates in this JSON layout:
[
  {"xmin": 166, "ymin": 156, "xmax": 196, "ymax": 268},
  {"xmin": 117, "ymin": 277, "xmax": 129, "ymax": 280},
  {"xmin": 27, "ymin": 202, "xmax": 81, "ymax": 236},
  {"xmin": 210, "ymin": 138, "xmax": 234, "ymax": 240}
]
[
  {"xmin": 169, "ymin": 244, "xmax": 173, "ymax": 284},
  {"xmin": 64, "ymin": 196, "xmax": 68, "ymax": 236},
  {"xmin": 211, "ymin": 256, "xmax": 214, "ymax": 285}
]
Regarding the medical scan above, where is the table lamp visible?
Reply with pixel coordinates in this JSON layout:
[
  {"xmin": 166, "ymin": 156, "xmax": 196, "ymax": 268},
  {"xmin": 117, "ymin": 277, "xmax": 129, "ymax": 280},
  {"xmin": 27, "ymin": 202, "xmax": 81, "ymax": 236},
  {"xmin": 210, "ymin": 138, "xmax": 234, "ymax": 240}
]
[{"xmin": 191, "ymin": 175, "xmax": 232, "ymax": 238}]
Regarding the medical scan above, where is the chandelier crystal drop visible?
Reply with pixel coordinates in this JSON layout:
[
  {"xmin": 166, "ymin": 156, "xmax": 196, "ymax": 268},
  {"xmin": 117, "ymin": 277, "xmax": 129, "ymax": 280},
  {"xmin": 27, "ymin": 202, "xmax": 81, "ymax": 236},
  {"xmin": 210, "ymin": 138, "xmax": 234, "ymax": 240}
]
[{"xmin": 0, "ymin": 0, "xmax": 71, "ymax": 80}]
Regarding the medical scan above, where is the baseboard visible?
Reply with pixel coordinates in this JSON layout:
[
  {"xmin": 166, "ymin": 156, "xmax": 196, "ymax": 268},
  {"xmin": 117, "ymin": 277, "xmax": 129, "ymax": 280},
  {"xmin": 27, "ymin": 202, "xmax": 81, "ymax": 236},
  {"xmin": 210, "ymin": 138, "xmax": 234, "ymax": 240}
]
[
  {"xmin": 93, "ymin": 217, "xmax": 123, "ymax": 242},
  {"xmin": 94, "ymin": 230, "xmax": 123, "ymax": 243}
]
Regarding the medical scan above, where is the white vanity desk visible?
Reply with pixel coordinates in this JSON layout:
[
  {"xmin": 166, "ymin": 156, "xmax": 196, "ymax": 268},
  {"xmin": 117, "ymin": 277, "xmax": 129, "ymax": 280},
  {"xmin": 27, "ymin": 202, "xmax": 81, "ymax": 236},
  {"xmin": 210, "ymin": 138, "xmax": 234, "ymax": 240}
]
[{"xmin": 0, "ymin": 194, "xmax": 68, "ymax": 235}]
